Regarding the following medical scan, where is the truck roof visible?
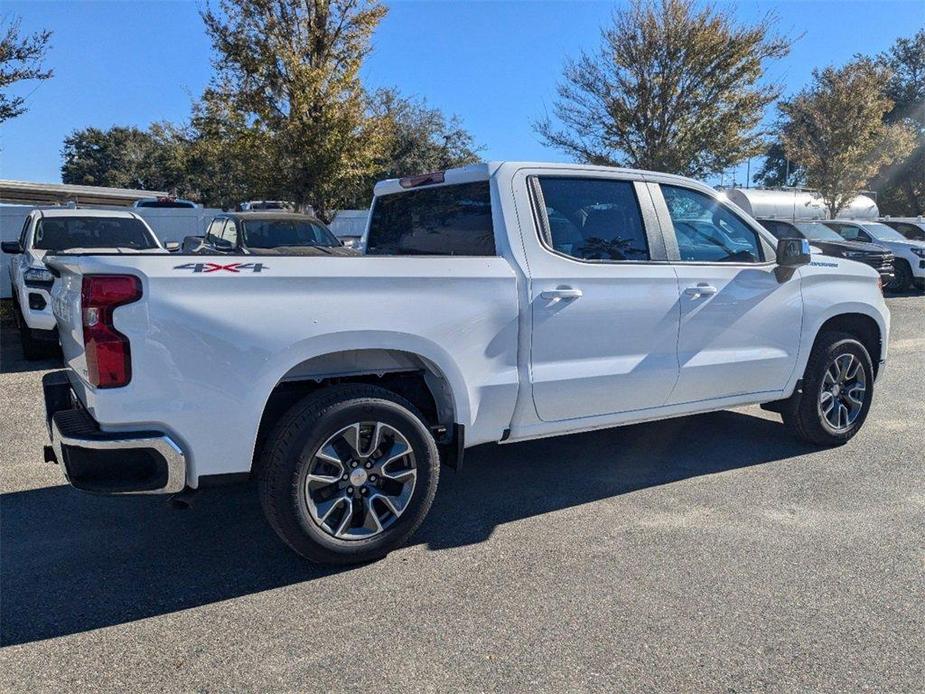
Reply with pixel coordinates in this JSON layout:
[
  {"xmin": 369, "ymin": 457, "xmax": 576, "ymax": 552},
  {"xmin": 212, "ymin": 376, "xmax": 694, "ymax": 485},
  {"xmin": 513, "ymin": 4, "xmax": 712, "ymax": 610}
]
[
  {"xmin": 36, "ymin": 208, "xmax": 141, "ymax": 219},
  {"xmin": 371, "ymin": 161, "xmax": 711, "ymax": 197},
  {"xmin": 216, "ymin": 211, "xmax": 326, "ymax": 224}
]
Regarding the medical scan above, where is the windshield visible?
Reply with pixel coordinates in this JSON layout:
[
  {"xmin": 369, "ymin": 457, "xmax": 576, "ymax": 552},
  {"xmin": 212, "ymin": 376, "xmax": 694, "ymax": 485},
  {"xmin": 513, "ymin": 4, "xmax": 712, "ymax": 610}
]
[
  {"xmin": 861, "ymin": 222, "xmax": 909, "ymax": 242},
  {"xmin": 242, "ymin": 219, "xmax": 339, "ymax": 248},
  {"xmin": 33, "ymin": 217, "xmax": 158, "ymax": 251},
  {"xmin": 795, "ymin": 223, "xmax": 844, "ymax": 241}
]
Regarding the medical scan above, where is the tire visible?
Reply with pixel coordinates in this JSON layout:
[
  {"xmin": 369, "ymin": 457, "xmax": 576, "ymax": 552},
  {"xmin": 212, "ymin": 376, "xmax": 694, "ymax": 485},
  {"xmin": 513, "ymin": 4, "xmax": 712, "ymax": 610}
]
[
  {"xmin": 259, "ymin": 384, "xmax": 440, "ymax": 564},
  {"xmin": 14, "ymin": 302, "xmax": 44, "ymax": 361},
  {"xmin": 782, "ymin": 331, "xmax": 874, "ymax": 446},
  {"xmin": 886, "ymin": 259, "xmax": 912, "ymax": 292}
]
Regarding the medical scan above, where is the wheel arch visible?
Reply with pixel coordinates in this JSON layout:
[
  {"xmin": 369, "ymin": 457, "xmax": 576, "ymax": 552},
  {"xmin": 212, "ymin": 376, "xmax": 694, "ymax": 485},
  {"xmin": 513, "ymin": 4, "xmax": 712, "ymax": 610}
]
[
  {"xmin": 251, "ymin": 333, "xmax": 470, "ymax": 473},
  {"xmin": 811, "ymin": 311, "xmax": 884, "ymax": 377}
]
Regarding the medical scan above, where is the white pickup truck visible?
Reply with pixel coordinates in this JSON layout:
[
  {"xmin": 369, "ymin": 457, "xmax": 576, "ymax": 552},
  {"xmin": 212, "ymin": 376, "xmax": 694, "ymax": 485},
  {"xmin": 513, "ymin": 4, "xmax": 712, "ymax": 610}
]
[
  {"xmin": 3, "ymin": 208, "xmax": 170, "ymax": 359},
  {"xmin": 43, "ymin": 162, "xmax": 889, "ymax": 564}
]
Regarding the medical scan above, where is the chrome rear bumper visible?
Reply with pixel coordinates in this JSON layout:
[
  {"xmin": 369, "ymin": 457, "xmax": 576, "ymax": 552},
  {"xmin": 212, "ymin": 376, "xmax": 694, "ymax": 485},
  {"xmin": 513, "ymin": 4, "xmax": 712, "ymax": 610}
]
[{"xmin": 43, "ymin": 371, "xmax": 187, "ymax": 494}]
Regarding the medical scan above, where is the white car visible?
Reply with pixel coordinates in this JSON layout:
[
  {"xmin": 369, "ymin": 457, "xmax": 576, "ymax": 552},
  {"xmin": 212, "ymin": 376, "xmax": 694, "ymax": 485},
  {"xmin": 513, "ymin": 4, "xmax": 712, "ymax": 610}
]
[
  {"xmin": 44, "ymin": 162, "xmax": 889, "ymax": 564},
  {"xmin": 2, "ymin": 208, "xmax": 170, "ymax": 359},
  {"xmin": 823, "ymin": 219, "xmax": 925, "ymax": 292}
]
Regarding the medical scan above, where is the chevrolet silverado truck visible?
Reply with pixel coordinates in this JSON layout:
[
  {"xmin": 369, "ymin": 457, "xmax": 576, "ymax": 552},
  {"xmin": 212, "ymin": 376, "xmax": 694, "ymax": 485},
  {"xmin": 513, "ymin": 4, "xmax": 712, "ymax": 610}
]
[{"xmin": 43, "ymin": 162, "xmax": 890, "ymax": 564}]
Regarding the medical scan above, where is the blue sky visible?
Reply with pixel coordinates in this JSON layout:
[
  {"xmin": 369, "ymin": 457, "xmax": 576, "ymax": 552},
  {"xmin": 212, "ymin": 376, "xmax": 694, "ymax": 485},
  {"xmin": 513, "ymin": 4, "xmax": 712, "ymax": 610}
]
[{"xmin": 2, "ymin": 0, "xmax": 923, "ymax": 186}]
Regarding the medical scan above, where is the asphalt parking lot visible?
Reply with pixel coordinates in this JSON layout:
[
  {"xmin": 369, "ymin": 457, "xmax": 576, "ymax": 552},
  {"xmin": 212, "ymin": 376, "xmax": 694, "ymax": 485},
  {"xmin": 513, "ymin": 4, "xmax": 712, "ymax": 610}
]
[{"xmin": 1, "ymin": 294, "xmax": 923, "ymax": 692}]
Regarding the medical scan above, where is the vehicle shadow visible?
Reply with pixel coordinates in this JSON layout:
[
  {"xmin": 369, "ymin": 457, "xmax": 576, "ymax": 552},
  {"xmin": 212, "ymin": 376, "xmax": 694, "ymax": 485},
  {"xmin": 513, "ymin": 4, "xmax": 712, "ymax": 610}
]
[
  {"xmin": 883, "ymin": 288, "xmax": 925, "ymax": 299},
  {"xmin": 0, "ymin": 323, "xmax": 61, "ymax": 374},
  {"xmin": 1, "ymin": 409, "xmax": 814, "ymax": 646}
]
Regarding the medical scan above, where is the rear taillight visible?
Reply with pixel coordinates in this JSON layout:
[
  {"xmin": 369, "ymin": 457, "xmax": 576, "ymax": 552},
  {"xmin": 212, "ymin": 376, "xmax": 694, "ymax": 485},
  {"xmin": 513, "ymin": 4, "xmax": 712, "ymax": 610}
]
[{"xmin": 81, "ymin": 275, "xmax": 142, "ymax": 388}]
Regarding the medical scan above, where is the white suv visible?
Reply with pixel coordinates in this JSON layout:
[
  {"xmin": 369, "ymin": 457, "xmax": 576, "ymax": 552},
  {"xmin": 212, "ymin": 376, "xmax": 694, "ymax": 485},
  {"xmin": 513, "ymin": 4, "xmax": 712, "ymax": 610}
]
[
  {"xmin": 824, "ymin": 219, "xmax": 925, "ymax": 292},
  {"xmin": 2, "ymin": 208, "xmax": 168, "ymax": 359}
]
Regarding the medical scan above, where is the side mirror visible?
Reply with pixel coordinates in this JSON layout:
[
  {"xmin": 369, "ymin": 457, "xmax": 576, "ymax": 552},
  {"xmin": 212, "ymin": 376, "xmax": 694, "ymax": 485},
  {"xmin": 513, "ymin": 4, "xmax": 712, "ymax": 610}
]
[
  {"xmin": 165, "ymin": 242, "xmax": 180, "ymax": 252},
  {"xmin": 1, "ymin": 241, "xmax": 23, "ymax": 255},
  {"xmin": 776, "ymin": 238, "xmax": 811, "ymax": 268},
  {"xmin": 181, "ymin": 235, "xmax": 205, "ymax": 253}
]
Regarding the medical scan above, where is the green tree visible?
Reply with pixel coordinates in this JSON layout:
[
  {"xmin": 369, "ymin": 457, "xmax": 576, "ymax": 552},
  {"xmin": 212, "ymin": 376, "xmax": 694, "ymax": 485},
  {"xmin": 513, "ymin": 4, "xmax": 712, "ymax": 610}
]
[
  {"xmin": 344, "ymin": 88, "xmax": 481, "ymax": 207},
  {"xmin": 198, "ymin": 0, "xmax": 389, "ymax": 220},
  {"xmin": 752, "ymin": 141, "xmax": 805, "ymax": 188},
  {"xmin": 61, "ymin": 126, "xmax": 159, "ymax": 189},
  {"xmin": 534, "ymin": 0, "xmax": 791, "ymax": 178},
  {"xmin": 869, "ymin": 30, "xmax": 925, "ymax": 215},
  {"xmin": 0, "ymin": 15, "xmax": 52, "ymax": 123},
  {"xmin": 60, "ymin": 125, "xmax": 195, "ymax": 194},
  {"xmin": 779, "ymin": 58, "xmax": 916, "ymax": 217}
]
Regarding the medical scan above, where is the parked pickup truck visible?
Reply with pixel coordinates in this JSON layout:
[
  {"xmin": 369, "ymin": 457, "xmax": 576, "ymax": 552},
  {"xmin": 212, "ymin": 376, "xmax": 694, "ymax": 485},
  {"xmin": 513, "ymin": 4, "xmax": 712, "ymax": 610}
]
[
  {"xmin": 43, "ymin": 162, "xmax": 890, "ymax": 564},
  {"xmin": 2, "ymin": 208, "xmax": 172, "ymax": 360}
]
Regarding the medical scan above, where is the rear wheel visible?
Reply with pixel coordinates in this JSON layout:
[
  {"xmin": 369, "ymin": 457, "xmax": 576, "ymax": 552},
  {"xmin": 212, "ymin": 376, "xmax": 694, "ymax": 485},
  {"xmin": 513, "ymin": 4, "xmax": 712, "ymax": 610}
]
[
  {"xmin": 258, "ymin": 384, "xmax": 440, "ymax": 564},
  {"xmin": 783, "ymin": 331, "xmax": 874, "ymax": 446}
]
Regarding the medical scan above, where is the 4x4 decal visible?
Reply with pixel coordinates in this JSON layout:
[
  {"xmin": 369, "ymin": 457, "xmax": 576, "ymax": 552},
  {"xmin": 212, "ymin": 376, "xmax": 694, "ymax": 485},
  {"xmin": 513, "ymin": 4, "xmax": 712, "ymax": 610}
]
[{"xmin": 174, "ymin": 262, "xmax": 268, "ymax": 273}]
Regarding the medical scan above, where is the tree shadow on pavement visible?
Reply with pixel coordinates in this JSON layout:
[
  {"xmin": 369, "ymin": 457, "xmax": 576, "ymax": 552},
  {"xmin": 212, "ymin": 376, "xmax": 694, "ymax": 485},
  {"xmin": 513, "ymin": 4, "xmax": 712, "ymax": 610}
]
[{"xmin": 0, "ymin": 409, "xmax": 814, "ymax": 646}]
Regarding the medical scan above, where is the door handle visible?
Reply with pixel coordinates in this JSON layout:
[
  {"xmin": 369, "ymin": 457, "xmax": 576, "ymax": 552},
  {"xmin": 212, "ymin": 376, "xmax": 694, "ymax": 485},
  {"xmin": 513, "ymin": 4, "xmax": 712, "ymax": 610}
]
[
  {"xmin": 541, "ymin": 287, "xmax": 583, "ymax": 301},
  {"xmin": 684, "ymin": 283, "xmax": 717, "ymax": 298}
]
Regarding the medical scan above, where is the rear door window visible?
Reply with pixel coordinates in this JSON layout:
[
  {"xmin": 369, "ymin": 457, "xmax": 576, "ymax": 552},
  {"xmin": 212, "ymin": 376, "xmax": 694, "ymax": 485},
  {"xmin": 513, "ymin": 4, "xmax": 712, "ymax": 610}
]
[
  {"xmin": 365, "ymin": 181, "xmax": 495, "ymax": 256},
  {"xmin": 532, "ymin": 177, "xmax": 649, "ymax": 261}
]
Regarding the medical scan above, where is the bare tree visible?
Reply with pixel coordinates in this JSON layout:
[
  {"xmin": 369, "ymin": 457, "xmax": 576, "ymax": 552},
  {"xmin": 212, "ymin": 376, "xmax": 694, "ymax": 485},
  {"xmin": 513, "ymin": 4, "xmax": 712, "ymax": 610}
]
[
  {"xmin": 534, "ymin": 0, "xmax": 791, "ymax": 178},
  {"xmin": 0, "ymin": 15, "xmax": 52, "ymax": 123},
  {"xmin": 198, "ymin": 0, "xmax": 389, "ymax": 219},
  {"xmin": 780, "ymin": 58, "xmax": 916, "ymax": 217}
]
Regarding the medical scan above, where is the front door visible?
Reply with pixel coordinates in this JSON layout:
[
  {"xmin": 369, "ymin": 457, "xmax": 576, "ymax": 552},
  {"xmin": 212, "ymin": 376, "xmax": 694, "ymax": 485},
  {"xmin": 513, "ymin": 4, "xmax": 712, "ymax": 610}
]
[
  {"xmin": 657, "ymin": 183, "xmax": 803, "ymax": 404},
  {"xmin": 523, "ymin": 174, "xmax": 681, "ymax": 422}
]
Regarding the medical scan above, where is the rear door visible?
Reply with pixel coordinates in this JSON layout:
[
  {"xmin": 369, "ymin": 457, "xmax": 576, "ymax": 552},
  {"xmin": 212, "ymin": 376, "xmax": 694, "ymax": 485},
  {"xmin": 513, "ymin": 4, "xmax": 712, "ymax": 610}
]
[
  {"xmin": 654, "ymin": 183, "xmax": 803, "ymax": 404},
  {"xmin": 521, "ymin": 171, "xmax": 681, "ymax": 421}
]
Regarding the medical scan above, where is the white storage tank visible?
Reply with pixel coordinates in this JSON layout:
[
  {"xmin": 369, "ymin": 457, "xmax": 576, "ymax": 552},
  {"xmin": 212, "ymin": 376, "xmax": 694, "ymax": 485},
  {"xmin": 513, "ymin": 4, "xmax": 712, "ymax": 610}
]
[{"xmin": 722, "ymin": 188, "xmax": 878, "ymax": 221}]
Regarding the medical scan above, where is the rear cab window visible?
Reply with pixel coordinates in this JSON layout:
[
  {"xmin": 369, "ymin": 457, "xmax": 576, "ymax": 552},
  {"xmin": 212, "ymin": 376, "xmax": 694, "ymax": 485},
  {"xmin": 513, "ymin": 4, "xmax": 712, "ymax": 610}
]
[
  {"xmin": 365, "ymin": 181, "xmax": 495, "ymax": 256},
  {"xmin": 531, "ymin": 177, "xmax": 650, "ymax": 261}
]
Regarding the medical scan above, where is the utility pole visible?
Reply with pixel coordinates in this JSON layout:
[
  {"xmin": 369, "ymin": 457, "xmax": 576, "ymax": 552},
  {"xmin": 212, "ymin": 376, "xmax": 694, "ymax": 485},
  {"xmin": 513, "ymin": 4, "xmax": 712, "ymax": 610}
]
[{"xmin": 746, "ymin": 158, "xmax": 751, "ymax": 188}]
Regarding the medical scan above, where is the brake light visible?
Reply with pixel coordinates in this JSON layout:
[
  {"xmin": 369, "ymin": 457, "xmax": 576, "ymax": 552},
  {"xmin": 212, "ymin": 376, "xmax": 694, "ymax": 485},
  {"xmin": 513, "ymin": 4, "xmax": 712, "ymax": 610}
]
[{"xmin": 81, "ymin": 275, "xmax": 142, "ymax": 388}]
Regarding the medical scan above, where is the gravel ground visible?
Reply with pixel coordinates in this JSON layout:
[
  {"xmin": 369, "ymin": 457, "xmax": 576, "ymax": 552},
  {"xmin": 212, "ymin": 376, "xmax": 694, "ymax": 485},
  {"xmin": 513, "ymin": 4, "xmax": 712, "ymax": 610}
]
[{"xmin": 1, "ymin": 295, "xmax": 923, "ymax": 692}]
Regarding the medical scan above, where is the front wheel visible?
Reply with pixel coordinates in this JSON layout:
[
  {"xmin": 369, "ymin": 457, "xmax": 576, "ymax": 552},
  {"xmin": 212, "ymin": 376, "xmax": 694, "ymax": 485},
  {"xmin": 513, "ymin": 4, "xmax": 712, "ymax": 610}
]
[
  {"xmin": 885, "ymin": 259, "xmax": 912, "ymax": 292},
  {"xmin": 258, "ymin": 384, "xmax": 440, "ymax": 564},
  {"xmin": 14, "ymin": 302, "xmax": 44, "ymax": 361},
  {"xmin": 783, "ymin": 332, "xmax": 874, "ymax": 446}
]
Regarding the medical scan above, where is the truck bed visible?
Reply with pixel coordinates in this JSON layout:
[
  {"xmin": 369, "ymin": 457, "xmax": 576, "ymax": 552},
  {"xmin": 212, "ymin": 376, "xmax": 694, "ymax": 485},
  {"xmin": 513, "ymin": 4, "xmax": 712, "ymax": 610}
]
[{"xmin": 47, "ymin": 253, "xmax": 521, "ymax": 485}]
